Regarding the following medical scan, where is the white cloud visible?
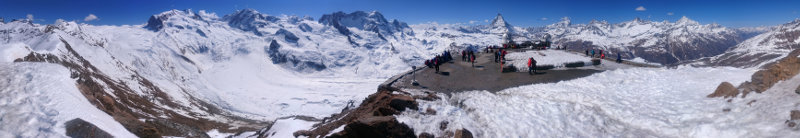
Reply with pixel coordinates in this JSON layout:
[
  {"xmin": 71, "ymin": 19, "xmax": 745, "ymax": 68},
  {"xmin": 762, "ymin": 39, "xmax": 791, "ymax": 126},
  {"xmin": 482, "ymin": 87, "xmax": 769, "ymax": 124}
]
[
  {"xmin": 469, "ymin": 20, "xmax": 477, "ymax": 24},
  {"xmin": 26, "ymin": 14, "xmax": 33, "ymax": 20},
  {"xmin": 540, "ymin": 17, "xmax": 548, "ymax": 21},
  {"xmin": 667, "ymin": 12, "xmax": 674, "ymax": 16},
  {"xmin": 484, "ymin": 19, "xmax": 489, "ymax": 23},
  {"xmin": 635, "ymin": 6, "xmax": 646, "ymax": 11},
  {"xmin": 84, "ymin": 14, "xmax": 99, "ymax": 21}
]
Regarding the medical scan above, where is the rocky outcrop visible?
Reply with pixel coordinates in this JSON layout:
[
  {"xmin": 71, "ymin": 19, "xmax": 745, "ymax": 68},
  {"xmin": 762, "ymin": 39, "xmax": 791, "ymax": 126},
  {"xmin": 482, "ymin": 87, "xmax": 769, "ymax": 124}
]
[
  {"xmin": 738, "ymin": 49, "xmax": 800, "ymax": 97},
  {"xmin": 787, "ymin": 110, "xmax": 800, "ymax": 129},
  {"xmin": 454, "ymin": 129, "xmax": 474, "ymax": 138},
  {"xmin": 294, "ymin": 87, "xmax": 419, "ymax": 137},
  {"xmin": 65, "ymin": 118, "xmax": 113, "ymax": 138},
  {"xmin": 795, "ymin": 84, "xmax": 800, "ymax": 95},
  {"xmin": 707, "ymin": 82, "xmax": 739, "ymax": 98},
  {"xmin": 15, "ymin": 39, "xmax": 265, "ymax": 137}
]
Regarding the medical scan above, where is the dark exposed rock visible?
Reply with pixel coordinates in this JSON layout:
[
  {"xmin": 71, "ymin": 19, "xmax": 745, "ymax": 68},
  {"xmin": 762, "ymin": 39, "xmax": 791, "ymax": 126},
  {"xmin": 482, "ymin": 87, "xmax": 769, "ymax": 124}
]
[
  {"xmin": 454, "ymin": 128, "xmax": 473, "ymax": 138},
  {"xmin": 419, "ymin": 132, "xmax": 434, "ymax": 138},
  {"xmin": 738, "ymin": 49, "xmax": 800, "ymax": 97},
  {"xmin": 439, "ymin": 121, "xmax": 448, "ymax": 130},
  {"xmin": 707, "ymin": 82, "xmax": 739, "ymax": 98},
  {"xmin": 787, "ymin": 110, "xmax": 800, "ymax": 129},
  {"xmin": 413, "ymin": 92, "xmax": 440, "ymax": 101},
  {"xmin": 295, "ymin": 88, "xmax": 419, "ymax": 137},
  {"xmin": 389, "ymin": 96, "xmax": 419, "ymax": 112},
  {"xmin": 795, "ymin": 84, "xmax": 800, "ymax": 95},
  {"xmin": 15, "ymin": 39, "xmax": 265, "ymax": 137},
  {"xmin": 329, "ymin": 116, "xmax": 416, "ymax": 138},
  {"xmin": 65, "ymin": 118, "xmax": 113, "ymax": 138},
  {"xmin": 424, "ymin": 107, "xmax": 437, "ymax": 115}
]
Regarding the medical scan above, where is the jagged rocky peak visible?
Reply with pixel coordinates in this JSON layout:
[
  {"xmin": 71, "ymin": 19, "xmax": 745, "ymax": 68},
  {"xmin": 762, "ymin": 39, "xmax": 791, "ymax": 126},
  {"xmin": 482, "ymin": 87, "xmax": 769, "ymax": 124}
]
[
  {"xmin": 144, "ymin": 9, "xmax": 217, "ymax": 31},
  {"xmin": 144, "ymin": 9, "xmax": 192, "ymax": 30},
  {"xmin": 676, "ymin": 16, "xmax": 699, "ymax": 26},
  {"xmin": 222, "ymin": 9, "xmax": 280, "ymax": 36},
  {"xmin": 224, "ymin": 8, "xmax": 278, "ymax": 23},
  {"xmin": 491, "ymin": 13, "xmax": 510, "ymax": 28},
  {"xmin": 318, "ymin": 10, "xmax": 411, "ymax": 36}
]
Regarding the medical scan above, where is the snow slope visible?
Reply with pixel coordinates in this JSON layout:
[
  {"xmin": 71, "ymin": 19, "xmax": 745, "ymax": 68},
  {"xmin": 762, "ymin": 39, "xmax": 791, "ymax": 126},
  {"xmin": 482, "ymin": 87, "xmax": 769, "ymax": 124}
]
[
  {"xmin": 396, "ymin": 66, "xmax": 800, "ymax": 137},
  {"xmin": 1, "ymin": 9, "xmax": 429, "ymax": 136},
  {"xmin": 0, "ymin": 63, "xmax": 137, "ymax": 137},
  {"xmin": 505, "ymin": 50, "xmax": 592, "ymax": 68}
]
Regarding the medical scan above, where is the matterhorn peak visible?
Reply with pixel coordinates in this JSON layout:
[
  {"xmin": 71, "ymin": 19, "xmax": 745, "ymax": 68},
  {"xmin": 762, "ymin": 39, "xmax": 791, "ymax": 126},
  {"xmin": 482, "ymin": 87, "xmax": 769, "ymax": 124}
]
[
  {"xmin": 491, "ymin": 13, "xmax": 509, "ymax": 27},
  {"xmin": 676, "ymin": 16, "xmax": 699, "ymax": 25}
]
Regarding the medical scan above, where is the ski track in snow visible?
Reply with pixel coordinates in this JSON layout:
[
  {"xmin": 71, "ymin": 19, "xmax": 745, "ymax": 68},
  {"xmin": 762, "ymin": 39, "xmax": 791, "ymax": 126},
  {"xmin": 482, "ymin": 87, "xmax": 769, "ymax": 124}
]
[
  {"xmin": 398, "ymin": 66, "xmax": 800, "ymax": 138},
  {"xmin": 0, "ymin": 63, "xmax": 137, "ymax": 137}
]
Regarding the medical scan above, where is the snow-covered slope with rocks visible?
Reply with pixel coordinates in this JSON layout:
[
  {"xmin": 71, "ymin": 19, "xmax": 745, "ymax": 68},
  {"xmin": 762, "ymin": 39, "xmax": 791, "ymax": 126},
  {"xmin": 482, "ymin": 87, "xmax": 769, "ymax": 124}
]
[
  {"xmin": 527, "ymin": 16, "xmax": 742, "ymax": 65},
  {"xmin": 0, "ymin": 9, "xmax": 440, "ymax": 137},
  {"xmin": 689, "ymin": 19, "xmax": 800, "ymax": 68},
  {"xmin": 398, "ymin": 66, "xmax": 800, "ymax": 137}
]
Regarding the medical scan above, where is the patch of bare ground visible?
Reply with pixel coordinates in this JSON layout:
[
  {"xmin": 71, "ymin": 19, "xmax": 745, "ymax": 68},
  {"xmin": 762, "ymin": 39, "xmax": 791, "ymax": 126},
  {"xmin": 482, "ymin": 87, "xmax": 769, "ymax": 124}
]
[{"xmin": 15, "ymin": 39, "xmax": 267, "ymax": 137}]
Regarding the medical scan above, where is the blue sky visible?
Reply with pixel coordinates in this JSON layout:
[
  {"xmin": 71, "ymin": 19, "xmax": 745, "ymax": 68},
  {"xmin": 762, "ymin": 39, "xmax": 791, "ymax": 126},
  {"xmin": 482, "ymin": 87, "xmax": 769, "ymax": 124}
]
[{"xmin": 2, "ymin": 0, "xmax": 799, "ymax": 27}]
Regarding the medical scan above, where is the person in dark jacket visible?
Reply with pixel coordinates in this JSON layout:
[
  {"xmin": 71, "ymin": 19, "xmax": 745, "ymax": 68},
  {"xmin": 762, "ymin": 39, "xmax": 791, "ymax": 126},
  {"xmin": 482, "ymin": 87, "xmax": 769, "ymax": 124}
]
[
  {"xmin": 585, "ymin": 50, "xmax": 589, "ymax": 56},
  {"xmin": 434, "ymin": 57, "xmax": 440, "ymax": 73},
  {"xmin": 528, "ymin": 57, "xmax": 537, "ymax": 75},
  {"xmin": 462, "ymin": 50, "xmax": 466, "ymax": 61},
  {"xmin": 616, "ymin": 53, "xmax": 623, "ymax": 63}
]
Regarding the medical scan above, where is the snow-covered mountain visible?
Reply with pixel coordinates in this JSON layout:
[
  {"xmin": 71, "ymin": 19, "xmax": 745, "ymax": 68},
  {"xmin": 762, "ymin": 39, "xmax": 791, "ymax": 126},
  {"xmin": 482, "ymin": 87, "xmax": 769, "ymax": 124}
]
[
  {"xmin": 0, "ymin": 8, "xmax": 787, "ymax": 137},
  {"xmin": 0, "ymin": 9, "xmax": 440, "ymax": 137},
  {"xmin": 527, "ymin": 16, "xmax": 742, "ymax": 65},
  {"xmin": 689, "ymin": 19, "xmax": 800, "ymax": 68}
]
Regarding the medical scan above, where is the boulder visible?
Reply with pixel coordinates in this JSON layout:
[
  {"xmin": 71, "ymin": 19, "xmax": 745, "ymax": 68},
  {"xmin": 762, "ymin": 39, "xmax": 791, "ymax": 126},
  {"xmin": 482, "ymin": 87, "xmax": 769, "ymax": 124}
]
[
  {"xmin": 389, "ymin": 96, "xmax": 419, "ymax": 111},
  {"xmin": 329, "ymin": 116, "xmax": 416, "ymax": 138},
  {"xmin": 795, "ymin": 84, "xmax": 800, "ymax": 95},
  {"xmin": 454, "ymin": 128, "xmax": 474, "ymax": 138},
  {"xmin": 419, "ymin": 132, "xmax": 435, "ymax": 138},
  {"xmin": 439, "ymin": 121, "xmax": 448, "ymax": 130},
  {"xmin": 707, "ymin": 82, "xmax": 739, "ymax": 98},
  {"xmin": 65, "ymin": 118, "xmax": 114, "ymax": 138}
]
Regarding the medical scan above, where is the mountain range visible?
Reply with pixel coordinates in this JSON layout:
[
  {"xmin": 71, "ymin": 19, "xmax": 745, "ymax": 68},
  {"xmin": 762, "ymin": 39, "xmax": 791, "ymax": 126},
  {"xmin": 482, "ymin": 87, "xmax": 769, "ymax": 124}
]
[{"xmin": 1, "ymin": 9, "xmax": 797, "ymax": 137}]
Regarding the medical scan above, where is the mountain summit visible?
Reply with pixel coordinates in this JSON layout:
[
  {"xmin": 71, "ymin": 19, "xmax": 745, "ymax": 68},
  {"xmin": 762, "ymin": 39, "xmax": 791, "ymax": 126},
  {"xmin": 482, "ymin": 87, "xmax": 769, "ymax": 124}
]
[{"xmin": 489, "ymin": 13, "xmax": 514, "ymax": 34}]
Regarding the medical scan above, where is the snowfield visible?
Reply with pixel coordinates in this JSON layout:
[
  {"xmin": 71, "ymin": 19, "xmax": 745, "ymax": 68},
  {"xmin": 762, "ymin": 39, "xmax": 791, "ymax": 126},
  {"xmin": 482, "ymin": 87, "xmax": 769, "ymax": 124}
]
[
  {"xmin": 0, "ymin": 63, "xmax": 137, "ymax": 137},
  {"xmin": 398, "ymin": 66, "xmax": 800, "ymax": 137},
  {"xmin": 505, "ymin": 50, "xmax": 592, "ymax": 68}
]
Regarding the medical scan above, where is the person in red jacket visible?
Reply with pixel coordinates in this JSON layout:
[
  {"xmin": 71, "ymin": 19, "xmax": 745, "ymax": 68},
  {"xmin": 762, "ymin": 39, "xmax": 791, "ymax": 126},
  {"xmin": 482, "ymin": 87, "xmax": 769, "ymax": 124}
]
[
  {"xmin": 471, "ymin": 54, "xmax": 476, "ymax": 67},
  {"xmin": 527, "ymin": 57, "xmax": 537, "ymax": 75},
  {"xmin": 501, "ymin": 50, "xmax": 507, "ymax": 61}
]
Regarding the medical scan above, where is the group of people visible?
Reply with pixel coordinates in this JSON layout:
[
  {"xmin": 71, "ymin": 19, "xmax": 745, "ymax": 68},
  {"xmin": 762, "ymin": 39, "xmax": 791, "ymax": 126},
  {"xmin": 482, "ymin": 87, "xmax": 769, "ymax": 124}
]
[
  {"xmin": 461, "ymin": 50, "xmax": 477, "ymax": 67},
  {"xmin": 585, "ymin": 49, "xmax": 606, "ymax": 59},
  {"xmin": 493, "ymin": 49, "xmax": 508, "ymax": 63},
  {"xmin": 585, "ymin": 49, "xmax": 624, "ymax": 63},
  {"xmin": 425, "ymin": 51, "xmax": 453, "ymax": 73},
  {"xmin": 527, "ymin": 57, "xmax": 537, "ymax": 75}
]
